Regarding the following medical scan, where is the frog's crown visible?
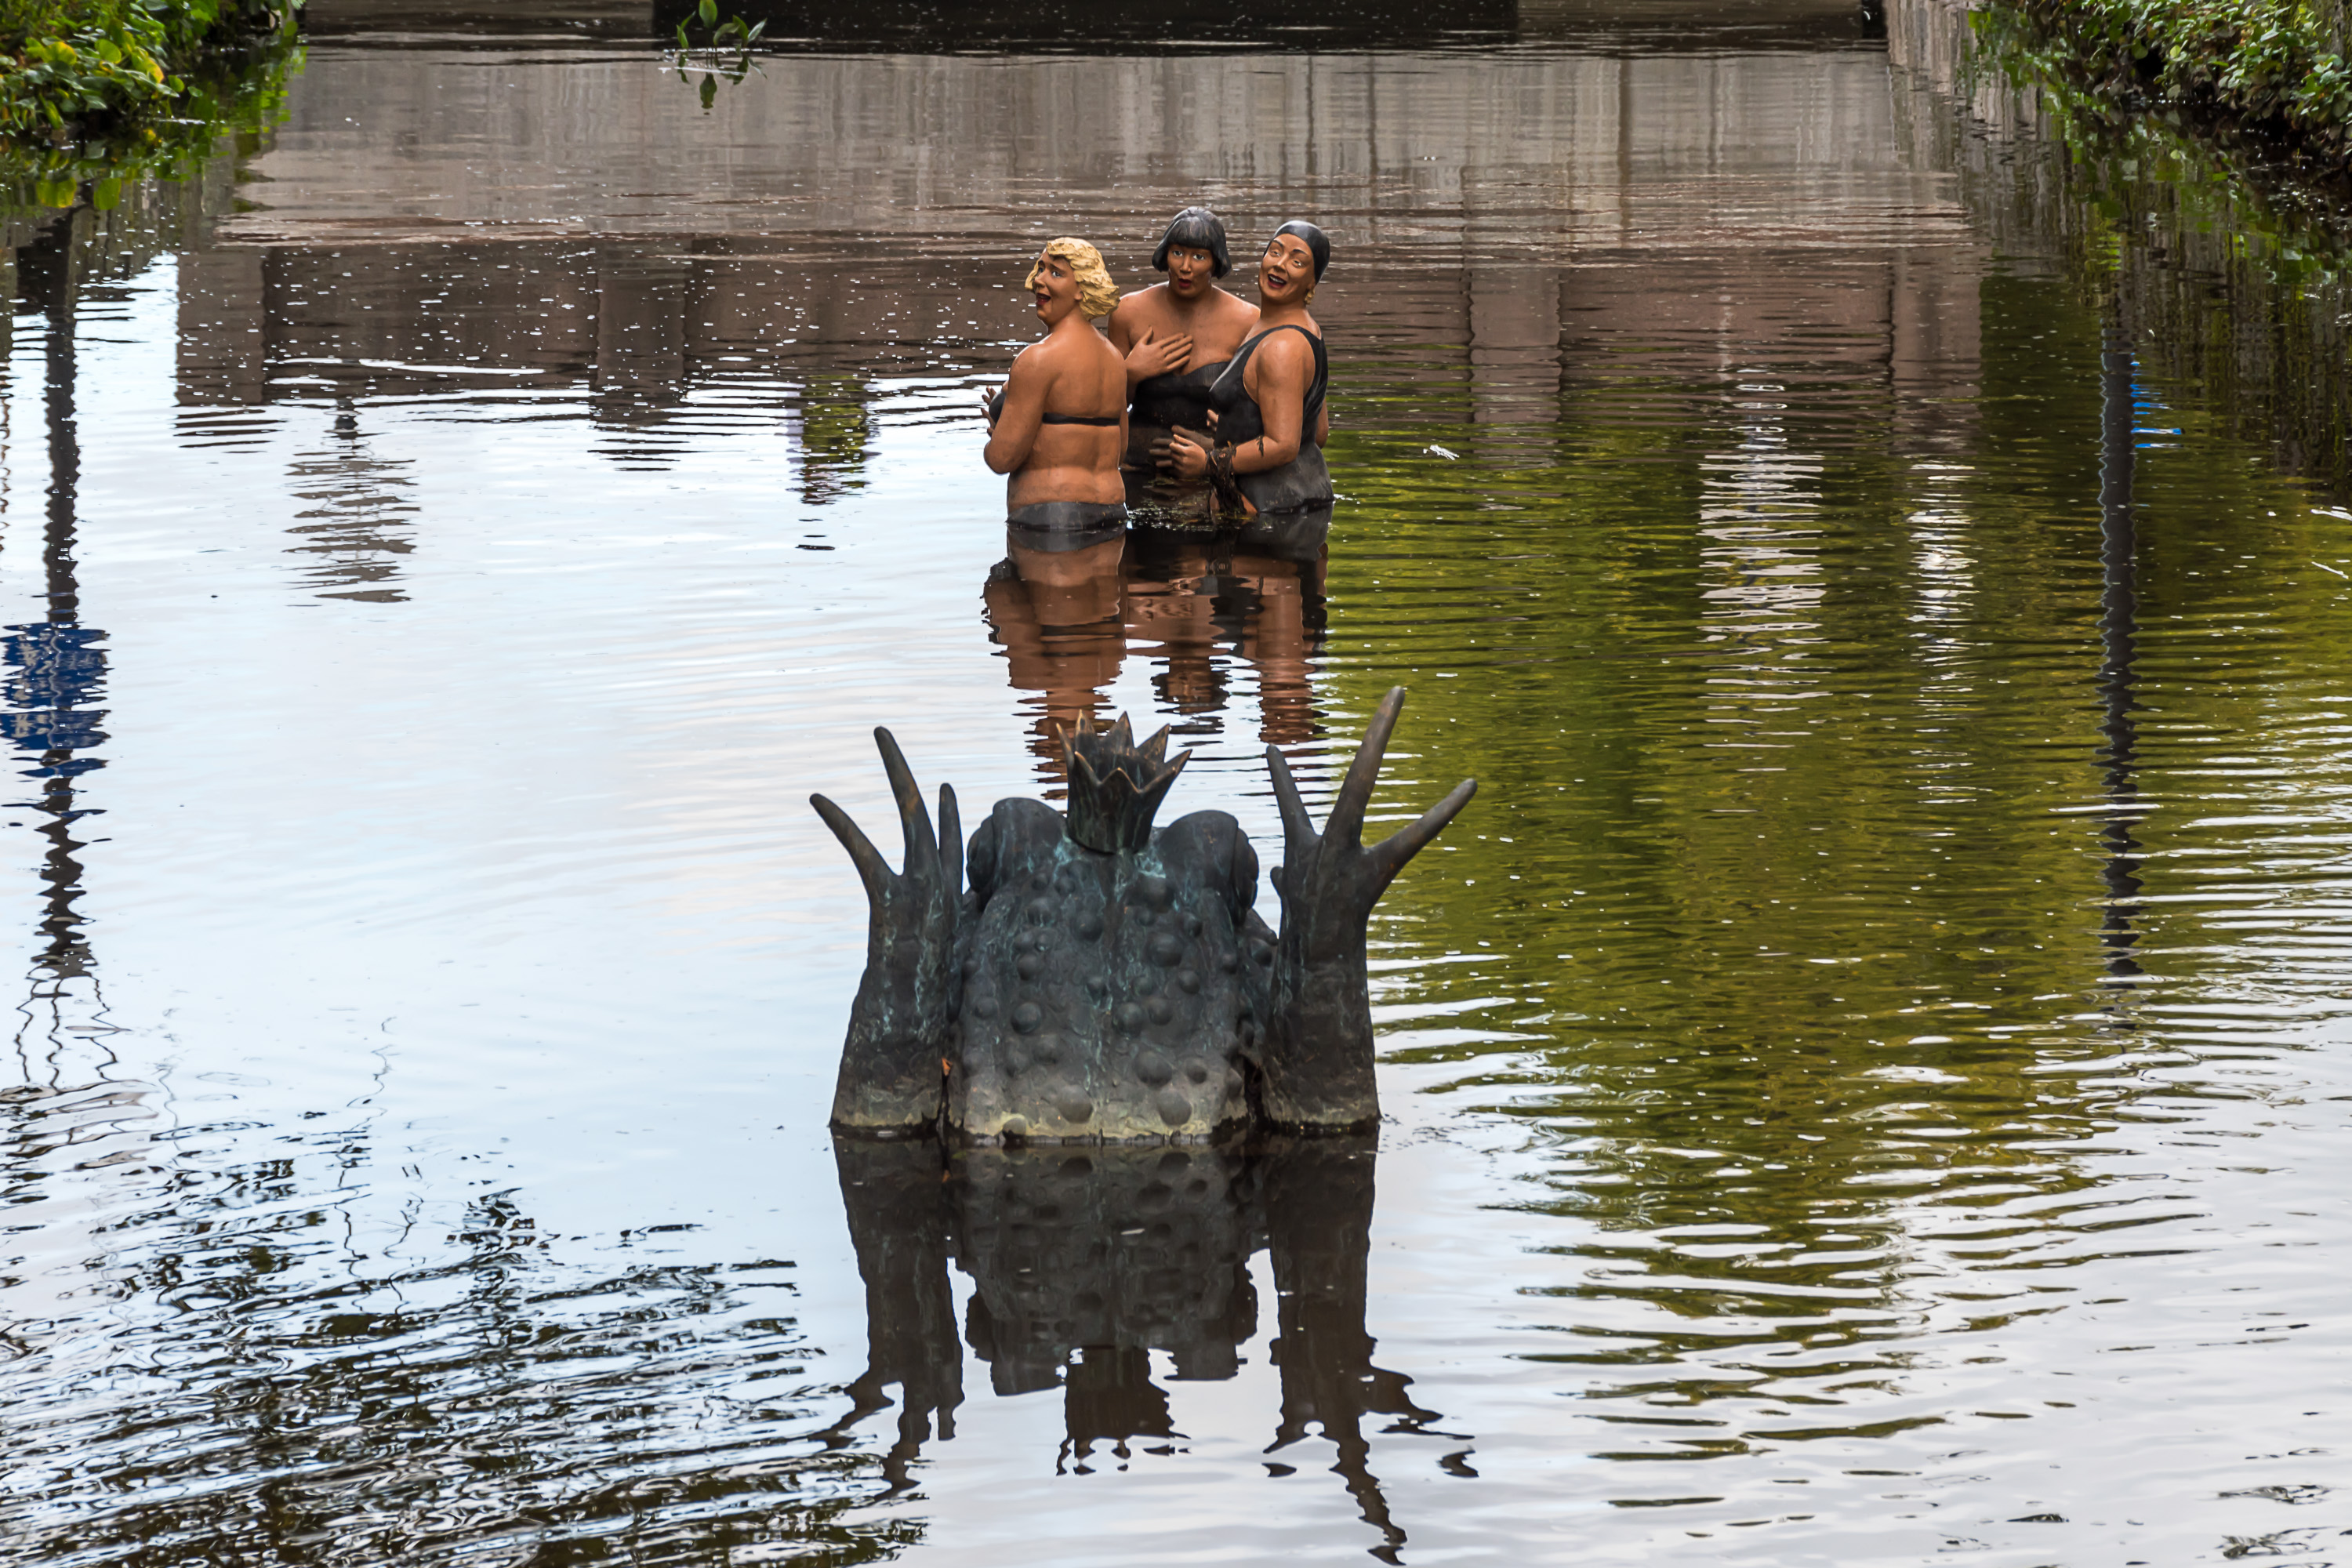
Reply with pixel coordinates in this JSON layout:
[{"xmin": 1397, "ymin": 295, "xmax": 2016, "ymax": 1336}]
[{"xmin": 1059, "ymin": 713, "xmax": 1189, "ymax": 853}]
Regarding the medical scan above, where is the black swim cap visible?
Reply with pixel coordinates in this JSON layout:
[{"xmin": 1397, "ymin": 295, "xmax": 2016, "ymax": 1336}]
[
  {"xmin": 1271, "ymin": 219, "xmax": 1330, "ymax": 282},
  {"xmin": 1153, "ymin": 207, "xmax": 1231, "ymax": 278}
]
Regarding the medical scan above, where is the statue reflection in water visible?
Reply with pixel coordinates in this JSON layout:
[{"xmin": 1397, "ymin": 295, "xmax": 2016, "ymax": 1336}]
[
  {"xmin": 823, "ymin": 1132, "xmax": 1463, "ymax": 1557},
  {"xmin": 983, "ymin": 506, "xmax": 1335, "ymax": 776}
]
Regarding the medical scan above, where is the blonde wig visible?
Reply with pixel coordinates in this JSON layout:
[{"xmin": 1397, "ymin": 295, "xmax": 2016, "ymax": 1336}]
[{"xmin": 1026, "ymin": 238, "xmax": 1119, "ymax": 320}]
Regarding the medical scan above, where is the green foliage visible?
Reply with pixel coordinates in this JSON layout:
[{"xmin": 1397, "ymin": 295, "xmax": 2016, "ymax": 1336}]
[
  {"xmin": 1981, "ymin": 0, "xmax": 2352, "ymax": 165},
  {"xmin": 667, "ymin": 6, "xmax": 764, "ymax": 111},
  {"xmin": 2, "ymin": 0, "xmax": 302, "ymax": 205},
  {"xmin": 1971, "ymin": 0, "xmax": 2352, "ymax": 494},
  {"xmin": 1976, "ymin": 0, "xmax": 2352, "ymax": 280}
]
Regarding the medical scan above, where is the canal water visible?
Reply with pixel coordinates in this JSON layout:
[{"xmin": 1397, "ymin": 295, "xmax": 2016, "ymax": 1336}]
[{"xmin": 4, "ymin": 1, "xmax": 2350, "ymax": 1562}]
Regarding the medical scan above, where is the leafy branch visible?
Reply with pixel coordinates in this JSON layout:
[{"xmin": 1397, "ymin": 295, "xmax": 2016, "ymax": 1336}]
[
  {"xmin": 667, "ymin": 0, "xmax": 764, "ymax": 108},
  {"xmin": 1973, "ymin": 0, "xmax": 2352, "ymax": 282},
  {"xmin": 1980, "ymin": 0, "xmax": 2352, "ymax": 167}
]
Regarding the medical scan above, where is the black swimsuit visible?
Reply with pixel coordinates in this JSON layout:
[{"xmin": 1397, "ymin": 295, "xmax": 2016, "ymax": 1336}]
[
  {"xmin": 1131, "ymin": 360, "xmax": 1229, "ymax": 430},
  {"xmin": 1207, "ymin": 325, "xmax": 1332, "ymax": 514},
  {"xmin": 986, "ymin": 388, "xmax": 1121, "ymax": 426},
  {"xmin": 1127, "ymin": 358, "xmax": 1229, "ymax": 470},
  {"xmin": 1007, "ymin": 499, "xmax": 1127, "ymax": 552}
]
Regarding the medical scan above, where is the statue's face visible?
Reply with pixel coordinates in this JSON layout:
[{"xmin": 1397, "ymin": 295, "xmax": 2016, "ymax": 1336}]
[
  {"xmin": 1165, "ymin": 242, "xmax": 1218, "ymax": 298},
  {"xmin": 1258, "ymin": 234, "xmax": 1318, "ymax": 306},
  {"xmin": 1026, "ymin": 249, "xmax": 1082, "ymax": 325}
]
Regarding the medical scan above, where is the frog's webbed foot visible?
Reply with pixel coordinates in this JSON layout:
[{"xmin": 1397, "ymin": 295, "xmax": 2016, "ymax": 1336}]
[
  {"xmin": 1258, "ymin": 688, "xmax": 1474, "ymax": 1131},
  {"xmin": 814, "ymin": 727, "xmax": 964, "ymax": 1132}
]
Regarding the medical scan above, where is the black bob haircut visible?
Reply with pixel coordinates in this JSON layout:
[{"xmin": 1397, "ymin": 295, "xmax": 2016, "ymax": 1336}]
[
  {"xmin": 1152, "ymin": 207, "xmax": 1231, "ymax": 277},
  {"xmin": 1271, "ymin": 219, "xmax": 1332, "ymax": 282}
]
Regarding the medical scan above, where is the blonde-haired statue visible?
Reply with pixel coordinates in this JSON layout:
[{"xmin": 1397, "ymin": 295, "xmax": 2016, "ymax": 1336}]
[
  {"xmin": 984, "ymin": 238, "xmax": 1131, "ymax": 553},
  {"xmin": 1025, "ymin": 238, "xmax": 1120, "ymax": 321}
]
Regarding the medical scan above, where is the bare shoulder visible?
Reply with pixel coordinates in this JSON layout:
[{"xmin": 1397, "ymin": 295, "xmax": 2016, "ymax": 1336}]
[
  {"xmin": 1089, "ymin": 321, "xmax": 1127, "ymax": 368},
  {"xmin": 1115, "ymin": 284, "xmax": 1174, "ymax": 328},
  {"xmin": 1251, "ymin": 325, "xmax": 1314, "ymax": 371},
  {"xmin": 1216, "ymin": 289, "xmax": 1261, "ymax": 329},
  {"xmin": 1008, "ymin": 335, "xmax": 1060, "ymax": 382}
]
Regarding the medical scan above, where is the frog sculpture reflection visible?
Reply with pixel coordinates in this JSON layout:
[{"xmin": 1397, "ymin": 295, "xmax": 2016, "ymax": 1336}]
[{"xmin": 814, "ymin": 688, "xmax": 1474, "ymax": 1141}]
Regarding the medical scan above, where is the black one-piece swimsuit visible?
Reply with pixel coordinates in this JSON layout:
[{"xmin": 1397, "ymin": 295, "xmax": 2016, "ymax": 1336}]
[{"xmin": 1205, "ymin": 325, "xmax": 1332, "ymax": 515}]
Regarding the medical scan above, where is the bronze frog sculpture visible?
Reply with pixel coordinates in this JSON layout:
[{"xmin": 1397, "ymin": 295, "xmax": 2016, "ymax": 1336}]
[{"xmin": 814, "ymin": 688, "xmax": 1473, "ymax": 1142}]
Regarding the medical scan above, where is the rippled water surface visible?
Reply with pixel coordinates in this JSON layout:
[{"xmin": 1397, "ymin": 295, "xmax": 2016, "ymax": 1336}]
[{"xmin": 4, "ymin": 2, "xmax": 2350, "ymax": 1563}]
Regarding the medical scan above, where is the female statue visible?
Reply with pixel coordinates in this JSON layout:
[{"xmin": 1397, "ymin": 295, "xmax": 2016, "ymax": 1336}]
[
  {"xmin": 983, "ymin": 238, "xmax": 1130, "ymax": 552},
  {"xmin": 1106, "ymin": 208, "xmax": 1261, "ymax": 477},
  {"xmin": 1167, "ymin": 221, "xmax": 1334, "ymax": 517}
]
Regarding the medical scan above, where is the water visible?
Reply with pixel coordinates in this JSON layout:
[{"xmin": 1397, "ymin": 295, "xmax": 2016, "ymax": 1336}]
[{"xmin": 3, "ymin": 2, "xmax": 2350, "ymax": 1562}]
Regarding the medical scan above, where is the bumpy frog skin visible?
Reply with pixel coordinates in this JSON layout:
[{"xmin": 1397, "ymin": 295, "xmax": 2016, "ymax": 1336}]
[{"xmin": 813, "ymin": 688, "xmax": 1474, "ymax": 1142}]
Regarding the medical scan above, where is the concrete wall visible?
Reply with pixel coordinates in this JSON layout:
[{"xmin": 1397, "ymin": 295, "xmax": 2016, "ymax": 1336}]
[{"xmin": 172, "ymin": 42, "xmax": 1985, "ymax": 452}]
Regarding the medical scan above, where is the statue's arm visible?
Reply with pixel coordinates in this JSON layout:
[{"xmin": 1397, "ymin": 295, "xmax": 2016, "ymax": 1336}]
[
  {"xmin": 1259, "ymin": 688, "xmax": 1473, "ymax": 1131},
  {"xmin": 1232, "ymin": 334, "xmax": 1309, "ymax": 472},
  {"xmin": 983, "ymin": 350, "xmax": 1047, "ymax": 474}
]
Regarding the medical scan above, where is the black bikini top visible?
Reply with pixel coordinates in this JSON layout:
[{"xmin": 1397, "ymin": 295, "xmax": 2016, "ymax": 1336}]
[
  {"xmin": 986, "ymin": 387, "xmax": 1122, "ymax": 427},
  {"xmin": 1207, "ymin": 325, "xmax": 1327, "ymax": 450}
]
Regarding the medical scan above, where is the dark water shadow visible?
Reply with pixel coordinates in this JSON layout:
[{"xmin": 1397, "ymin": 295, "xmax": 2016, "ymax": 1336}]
[
  {"xmin": 2096, "ymin": 301, "xmax": 2143, "ymax": 989},
  {"xmin": 3, "ymin": 208, "xmax": 114, "ymax": 1076},
  {"xmin": 304, "ymin": 0, "xmax": 1501, "ymax": 53},
  {"xmin": 299, "ymin": 0, "xmax": 1883, "ymax": 53},
  {"xmin": 827, "ymin": 1133, "xmax": 1467, "ymax": 1560}
]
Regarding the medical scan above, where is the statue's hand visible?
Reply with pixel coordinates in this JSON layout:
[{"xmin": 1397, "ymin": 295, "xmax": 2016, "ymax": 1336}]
[
  {"xmin": 1172, "ymin": 412, "xmax": 1252, "ymax": 516},
  {"xmin": 813, "ymin": 727, "xmax": 963, "ymax": 982},
  {"xmin": 1127, "ymin": 327, "xmax": 1193, "ymax": 379},
  {"xmin": 1267, "ymin": 688, "xmax": 1473, "ymax": 964},
  {"xmin": 1256, "ymin": 688, "xmax": 1473, "ymax": 1130},
  {"xmin": 812, "ymin": 728, "xmax": 964, "ymax": 1130},
  {"xmin": 1167, "ymin": 426, "xmax": 1212, "ymax": 481}
]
